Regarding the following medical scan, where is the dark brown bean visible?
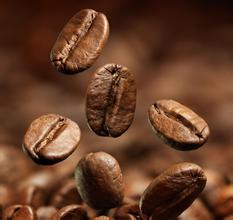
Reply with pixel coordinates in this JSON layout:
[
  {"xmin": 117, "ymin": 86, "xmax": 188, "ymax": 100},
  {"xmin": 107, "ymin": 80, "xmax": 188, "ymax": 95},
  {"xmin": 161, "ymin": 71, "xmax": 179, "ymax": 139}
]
[
  {"xmin": 36, "ymin": 206, "xmax": 57, "ymax": 220},
  {"xmin": 178, "ymin": 199, "xmax": 213, "ymax": 220},
  {"xmin": 86, "ymin": 64, "xmax": 137, "ymax": 137},
  {"xmin": 148, "ymin": 100, "xmax": 210, "ymax": 150},
  {"xmin": 52, "ymin": 204, "xmax": 87, "ymax": 220},
  {"xmin": 50, "ymin": 9, "xmax": 109, "ymax": 74},
  {"xmin": 139, "ymin": 162, "xmax": 207, "ymax": 220},
  {"xmin": 50, "ymin": 179, "xmax": 82, "ymax": 208},
  {"xmin": 23, "ymin": 114, "xmax": 81, "ymax": 165},
  {"xmin": 18, "ymin": 185, "xmax": 46, "ymax": 209},
  {"xmin": 74, "ymin": 152, "xmax": 125, "ymax": 209},
  {"xmin": 3, "ymin": 205, "xmax": 36, "ymax": 220}
]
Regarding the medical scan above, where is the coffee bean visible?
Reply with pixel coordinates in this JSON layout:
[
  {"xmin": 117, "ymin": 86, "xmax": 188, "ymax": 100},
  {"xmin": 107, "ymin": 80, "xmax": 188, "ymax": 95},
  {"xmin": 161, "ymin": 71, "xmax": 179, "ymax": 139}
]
[
  {"xmin": 148, "ymin": 100, "xmax": 210, "ymax": 150},
  {"xmin": 50, "ymin": 9, "xmax": 109, "ymax": 74},
  {"xmin": 36, "ymin": 206, "xmax": 57, "ymax": 220},
  {"xmin": 3, "ymin": 205, "xmax": 36, "ymax": 220},
  {"xmin": 86, "ymin": 64, "xmax": 136, "ymax": 137},
  {"xmin": 18, "ymin": 185, "xmax": 46, "ymax": 209},
  {"xmin": 23, "ymin": 114, "xmax": 81, "ymax": 165},
  {"xmin": 178, "ymin": 199, "xmax": 213, "ymax": 220},
  {"xmin": 50, "ymin": 179, "xmax": 82, "ymax": 208},
  {"xmin": 139, "ymin": 162, "xmax": 206, "ymax": 219},
  {"xmin": 93, "ymin": 216, "xmax": 112, "ymax": 220},
  {"xmin": 74, "ymin": 152, "xmax": 125, "ymax": 209},
  {"xmin": 52, "ymin": 204, "xmax": 87, "ymax": 220}
]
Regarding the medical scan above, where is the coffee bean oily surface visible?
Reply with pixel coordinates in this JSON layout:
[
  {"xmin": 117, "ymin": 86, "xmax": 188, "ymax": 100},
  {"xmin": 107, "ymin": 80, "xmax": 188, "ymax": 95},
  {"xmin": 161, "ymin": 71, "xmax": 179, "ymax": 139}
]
[
  {"xmin": 23, "ymin": 114, "xmax": 81, "ymax": 165},
  {"xmin": 3, "ymin": 205, "xmax": 36, "ymax": 220},
  {"xmin": 148, "ymin": 99, "xmax": 210, "ymax": 150},
  {"xmin": 86, "ymin": 64, "xmax": 136, "ymax": 137},
  {"xmin": 74, "ymin": 152, "xmax": 124, "ymax": 209},
  {"xmin": 139, "ymin": 162, "xmax": 207, "ymax": 220},
  {"xmin": 50, "ymin": 9, "xmax": 109, "ymax": 74}
]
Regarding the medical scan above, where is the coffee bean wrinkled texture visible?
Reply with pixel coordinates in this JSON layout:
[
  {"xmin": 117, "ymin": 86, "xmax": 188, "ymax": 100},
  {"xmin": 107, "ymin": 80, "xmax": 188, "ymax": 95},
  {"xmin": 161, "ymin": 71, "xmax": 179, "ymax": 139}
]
[
  {"xmin": 75, "ymin": 152, "xmax": 124, "ymax": 209},
  {"xmin": 50, "ymin": 9, "xmax": 109, "ymax": 74},
  {"xmin": 139, "ymin": 162, "xmax": 207, "ymax": 220},
  {"xmin": 86, "ymin": 64, "xmax": 137, "ymax": 137},
  {"xmin": 148, "ymin": 100, "xmax": 210, "ymax": 150},
  {"xmin": 23, "ymin": 114, "xmax": 81, "ymax": 165}
]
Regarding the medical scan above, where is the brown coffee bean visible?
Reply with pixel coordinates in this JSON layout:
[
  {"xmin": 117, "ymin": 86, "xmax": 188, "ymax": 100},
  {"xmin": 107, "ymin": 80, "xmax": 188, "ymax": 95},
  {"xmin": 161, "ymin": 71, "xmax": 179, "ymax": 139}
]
[
  {"xmin": 139, "ymin": 162, "xmax": 207, "ymax": 220},
  {"xmin": 178, "ymin": 199, "xmax": 213, "ymax": 220},
  {"xmin": 74, "ymin": 152, "xmax": 125, "ymax": 209},
  {"xmin": 18, "ymin": 185, "xmax": 46, "ymax": 208},
  {"xmin": 148, "ymin": 100, "xmax": 210, "ymax": 150},
  {"xmin": 23, "ymin": 114, "xmax": 81, "ymax": 165},
  {"xmin": 93, "ymin": 216, "xmax": 112, "ymax": 220},
  {"xmin": 52, "ymin": 204, "xmax": 87, "ymax": 220},
  {"xmin": 50, "ymin": 9, "xmax": 109, "ymax": 74},
  {"xmin": 3, "ymin": 205, "xmax": 36, "ymax": 220},
  {"xmin": 86, "ymin": 64, "xmax": 137, "ymax": 137},
  {"xmin": 115, "ymin": 214, "xmax": 137, "ymax": 220},
  {"xmin": 214, "ymin": 185, "xmax": 233, "ymax": 217},
  {"xmin": 36, "ymin": 206, "xmax": 57, "ymax": 220},
  {"xmin": 50, "ymin": 179, "xmax": 82, "ymax": 208}
]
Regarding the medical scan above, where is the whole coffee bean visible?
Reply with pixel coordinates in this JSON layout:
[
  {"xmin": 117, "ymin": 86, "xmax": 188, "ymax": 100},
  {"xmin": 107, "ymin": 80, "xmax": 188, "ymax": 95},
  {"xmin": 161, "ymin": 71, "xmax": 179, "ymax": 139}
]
[
  {"xmin": 18, "ymin": 185, "xmax": 46, "ymax": 208},
  {"xmin": 23, "ymin": 114, "xmax": 81, "ymax": 165},
  {"xmin": 178, "ymin": 199, "xmax": 213, "ymax": 220},
  {"xmin": 50, "ymin": 179, "xmax": 82, "ymax": 208},
  {"xmin": 3, "ymin": 205, "xmax": 36, "ymax": 220},
  {"xmin": 50, "ymin": 9, "xmax": 109, "ymax": 74},
  {"xmin": 74, "ymin": 152, "xmax": 125, "ymax": 209},
  {"xmin": 139, "ymin": 162, "xmax": 207, "ymax": 220},
  {"xmin": 36, "ymin": 206, "xmax": 57, "ymax": 220},
  {"xmin": 52, "ymin": 204, "xmax": 87, "ymax": 220},
  {"xmin": 86, "ymin": 64, "xmax": 137, "ymax": 137},
  {"xmin": 148, "ymin": 100, "xmax": 210, "ymax": 150}
]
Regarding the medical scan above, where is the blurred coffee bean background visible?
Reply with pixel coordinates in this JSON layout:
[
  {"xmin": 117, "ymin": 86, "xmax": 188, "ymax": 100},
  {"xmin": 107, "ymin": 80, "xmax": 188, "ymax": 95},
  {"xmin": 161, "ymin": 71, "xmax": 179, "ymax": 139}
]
[{"xmin": 0, "ymin": 0, "xmax": 233, "ymax": 188}]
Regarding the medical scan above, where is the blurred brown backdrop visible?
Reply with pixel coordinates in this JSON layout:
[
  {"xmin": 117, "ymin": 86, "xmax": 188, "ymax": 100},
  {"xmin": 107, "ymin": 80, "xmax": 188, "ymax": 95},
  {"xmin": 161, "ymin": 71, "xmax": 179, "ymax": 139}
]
[{"xmin": 0, "ymin": 0, "xmax": 233, "ymax": 184}]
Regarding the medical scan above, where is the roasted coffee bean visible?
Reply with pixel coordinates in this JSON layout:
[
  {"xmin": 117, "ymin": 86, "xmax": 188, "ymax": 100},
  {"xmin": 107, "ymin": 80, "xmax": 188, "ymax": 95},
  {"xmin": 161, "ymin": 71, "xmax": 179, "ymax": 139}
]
[
  {"xmin": 178, "ymin": 199, "xmax": 213, "ymax": 220},
  {"xmin": 18, "ymin": 185, "xmax": 46, "ymax": 208},
  {"xmin": 50, "ymin": 179, "xmax": 82, "ymax": 208},
  {"xmin": 139, "ymin": 162, "xmax": 207, "ymax": 220},
  {"xmin": 214, "ymin": 185, "xmax": 233, "ymax": 217},
  {"xmin": 148, "ymin": 100, "xmax": 210, "ymax": 150},
  {"xmin": 23, "ymin": 114, "xmax": 81, "ymax": 165},
  {"xmin": 75, "ymin": 152, "xmax": 125, "ymax": 209},
  {"xmin": 36, "ymin": 206, "xmax": 57, "ymax": 220},
  {"xmin": 52, "ymin": 204, "xmax": 87, "ymax": 220},
  {"xmin": 86, "ymin": 64, "xmax": 136, "ymax": 137},
  {"xmin": 50, "ymin": 9, "xmax": 109, "ymax": 74},
  {"xmin": 93, "ymin": 216, "xmax": 111, "ymax": 220},
  {"xmin": 3, "ymin": 205, "xmax": 36, "ymax": 220},
  {"xmin": 115, "ymin": 214, "xmax": 137, "ymax": 220}
]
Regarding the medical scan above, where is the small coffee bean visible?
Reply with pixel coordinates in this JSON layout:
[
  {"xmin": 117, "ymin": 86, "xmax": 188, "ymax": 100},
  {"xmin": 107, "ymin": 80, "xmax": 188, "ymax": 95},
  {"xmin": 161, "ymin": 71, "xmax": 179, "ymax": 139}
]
[
  {"xmin": 18, "ymin": 185, "xmax": 46, "ymax": 208},
  {"xmin": 178, "ymin": 199, "xmax": 213, "ymax": 220},
  {"xmin": 86, "ymin": 64, "xmax": 137, "ymax": 137},
  {"xmin": 74, "ymin": 152, "xmax": 125, "ymax": 209},
  {"xmin": 50, "ymin": 9, "xmax": 109, "ymax": 74},
  {"xmin": 23, "ymin": 114, "xmax": 81, "ymax": 165},
  {"xmin": 3, "ymin": 205, "xmax": 36, "ymax": 220},
  {"xmin": 50, "ymin": 179, "xmax": 82, "ymax": 208},
  {"xmin": 148, "ymin": 100, "xmax": 210, "ymax": 150},
  {"xmin": 139, "ymin": 162, "xmax": 207, "ymax": 220},
  {"xmin": 52, "ymin": 204, "xmax": 87, "ymax": 220},
  {"xmin": 36, "ymin": 206, "xmax": 57, "ymax": 220}
]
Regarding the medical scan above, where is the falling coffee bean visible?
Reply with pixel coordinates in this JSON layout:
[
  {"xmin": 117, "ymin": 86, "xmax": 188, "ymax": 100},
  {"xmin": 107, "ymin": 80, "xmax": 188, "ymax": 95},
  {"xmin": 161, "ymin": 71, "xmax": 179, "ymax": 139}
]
[
  {"xmin": 74, "ymin": 152, "xmax": 125, "ymax": 209},
  {"xmin": 148, "ymin": 100, "xmax": 210, "ymax": 150},
  {"xmin": 139, "ymin": 162, "xmax": 207, "ymax": 220},
  {"xmin": 23, "ymin": 114, "xmax": 81, "ymax": 165},
  {"xmin": 86, "ymin": 64, "xmax": 137, "ymax": 137},
  {"xmin": 50, "ymin": 9, "xmax": 109, "ymax": 74},
  {"xmin": 52, "ymin": 204, "xmax": 87, "ymax": 220}
]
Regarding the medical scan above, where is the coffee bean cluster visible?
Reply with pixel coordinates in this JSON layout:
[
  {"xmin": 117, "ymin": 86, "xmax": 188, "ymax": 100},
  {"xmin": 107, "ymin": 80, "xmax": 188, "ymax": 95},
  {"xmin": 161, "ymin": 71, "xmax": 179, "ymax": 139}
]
[{"xmin": 2, "ymin": 8, "xmax": 231, "ymax": 220}]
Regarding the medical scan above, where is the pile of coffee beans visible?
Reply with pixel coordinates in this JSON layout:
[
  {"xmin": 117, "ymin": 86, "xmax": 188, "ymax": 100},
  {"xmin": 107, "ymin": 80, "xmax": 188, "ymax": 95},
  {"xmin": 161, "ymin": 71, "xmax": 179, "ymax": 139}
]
[{"xmin": 1, "ymin": 8, "xmax": 232, "ymax": 220}]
